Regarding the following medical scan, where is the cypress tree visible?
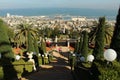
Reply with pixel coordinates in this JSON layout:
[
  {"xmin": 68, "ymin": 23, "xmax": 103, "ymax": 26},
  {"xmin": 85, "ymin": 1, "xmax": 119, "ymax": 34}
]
[
  {"xmin": 110, "ymin": 7, "xmax": 120, "ymax": 60},
  {"xmin": 27, "ymin": 30, "xmax": 35, "ymax": 52},
  {"xmin": 0, "ymin": 19, "xmax": 18, "ymax": 80},
  {"xmin": 33, "ymin": 38, "xmax": 40, "ymax": 70},
  {"xmin": 81, "ymin": 31, "xmax": 88, "ymax": 61},
  {"xmin": 79, "ymin": 34, "xmax": 83, "ymax": 53},
  {"xmin": 34, "ymin": 38, "xmax": 39, "ymax": 54},
  {"xmin": 41, "ymin": 38, "xmax": 46, "ymax": 54},
  {"xmin": 93, "ymin": 17, "xmax": 105, "ymax": 60},
  {"xmin": 74, "ymin": 38, "xmax": 80, "ymax": 53}
]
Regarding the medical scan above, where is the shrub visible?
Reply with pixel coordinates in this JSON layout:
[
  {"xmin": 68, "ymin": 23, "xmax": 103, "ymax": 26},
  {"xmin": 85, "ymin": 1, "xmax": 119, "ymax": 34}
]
[{"xmin": 95, "ymin": 61, "xmax": 120, "ymax": 80}]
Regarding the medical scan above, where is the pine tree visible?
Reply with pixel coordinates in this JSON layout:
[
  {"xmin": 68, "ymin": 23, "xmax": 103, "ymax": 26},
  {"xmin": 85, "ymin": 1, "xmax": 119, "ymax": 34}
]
[
  {"xmin": 0, "ymin": 19, "xmax": 18, "ymax": 80},
  {"xmin": 93, "ymin": 17, "xmax": 105, "ymax": 60},
  {"xmin": 81, "ymin": 31, "xmax": 88, "ymax": 61},
  {"xmin": 110, "ymin": 7, "xmax": 120, "ymax": 60}
]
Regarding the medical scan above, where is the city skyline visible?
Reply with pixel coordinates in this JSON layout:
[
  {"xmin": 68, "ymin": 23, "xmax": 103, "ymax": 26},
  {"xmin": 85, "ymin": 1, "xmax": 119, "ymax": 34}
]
[{"xmin": 0, "ymin": 0, "xmax": 119, "ymax": 10}]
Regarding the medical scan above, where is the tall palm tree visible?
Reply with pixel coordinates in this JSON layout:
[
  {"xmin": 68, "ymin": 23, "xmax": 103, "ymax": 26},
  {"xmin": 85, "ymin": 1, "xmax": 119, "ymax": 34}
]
[{"xmin": 14, "ymin": 23, "xmax": 38, "ymax": 48}]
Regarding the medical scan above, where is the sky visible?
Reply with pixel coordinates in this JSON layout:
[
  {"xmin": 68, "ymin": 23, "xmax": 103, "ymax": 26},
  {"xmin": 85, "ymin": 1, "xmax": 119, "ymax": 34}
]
[{"xmin": 0, "ymin": 0, "xmax": 120, "ymax": 10}]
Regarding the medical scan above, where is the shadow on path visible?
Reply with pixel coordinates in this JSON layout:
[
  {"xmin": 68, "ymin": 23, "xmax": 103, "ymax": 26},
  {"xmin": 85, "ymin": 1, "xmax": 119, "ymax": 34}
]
[{"xmin": 22, "ymin": 47, "xmax": 74, "ymax": 80}]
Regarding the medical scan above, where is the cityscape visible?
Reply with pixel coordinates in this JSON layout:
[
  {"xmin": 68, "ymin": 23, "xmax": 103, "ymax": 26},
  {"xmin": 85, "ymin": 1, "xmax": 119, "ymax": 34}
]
[{"xmin": 1, "ymin": 13, "xmax": 115, "ymax": 34}]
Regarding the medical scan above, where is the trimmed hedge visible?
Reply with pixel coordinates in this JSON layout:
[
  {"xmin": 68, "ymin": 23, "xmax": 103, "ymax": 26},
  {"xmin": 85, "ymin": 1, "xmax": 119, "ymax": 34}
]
[{"xmin": 0, "ymin": 58, "xmax": 42, "ymax": 79}]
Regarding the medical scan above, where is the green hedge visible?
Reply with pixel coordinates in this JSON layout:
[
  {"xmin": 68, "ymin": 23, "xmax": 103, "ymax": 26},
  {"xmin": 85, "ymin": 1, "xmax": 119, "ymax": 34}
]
[
  {"xmin": 95, "ymin": 61, "xmax": 120, "ymax": 80},
  {"xmin": 0, "ymin": 58, "xmax": 42, "ymax": 79}
]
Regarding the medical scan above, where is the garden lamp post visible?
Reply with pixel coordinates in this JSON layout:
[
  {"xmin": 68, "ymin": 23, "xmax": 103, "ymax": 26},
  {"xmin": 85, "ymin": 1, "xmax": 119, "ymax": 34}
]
[
  {"xmin": 87, "ymin": 54, "xmax": 94, "ymax": 62},
  {"xmin": 80, "ymin": 56, "xmax": 85, "ymax": 62},
  {"xmin": 104, "ymin": 49, "xmax": 117, "ymax": 62},
  {"xmin": 15, "ymin": 55, "xmax": 21, "ymax": 60}
]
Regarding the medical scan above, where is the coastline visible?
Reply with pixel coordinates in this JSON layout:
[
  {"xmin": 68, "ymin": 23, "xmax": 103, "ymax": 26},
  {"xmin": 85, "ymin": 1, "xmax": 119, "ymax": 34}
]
[{"xmin": 0, "ymin": 8, "xmax": 117, "ymax": 20}]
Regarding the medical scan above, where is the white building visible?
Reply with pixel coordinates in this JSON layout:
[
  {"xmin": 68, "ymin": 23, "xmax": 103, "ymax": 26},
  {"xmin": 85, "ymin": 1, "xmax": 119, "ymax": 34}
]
[
  {"xmin": 72, "ymin": 16, "xmax": 86, "ymax": 21},
  {"xmin": 6, "ymin": 13, "xmax": 10, "ymax": 17}
]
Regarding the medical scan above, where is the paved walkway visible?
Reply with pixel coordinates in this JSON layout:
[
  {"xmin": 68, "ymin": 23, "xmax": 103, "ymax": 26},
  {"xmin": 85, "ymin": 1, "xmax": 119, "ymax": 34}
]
[{"xmin": 21, "ymin": 47, "xmax": 74, "ymax": 80}]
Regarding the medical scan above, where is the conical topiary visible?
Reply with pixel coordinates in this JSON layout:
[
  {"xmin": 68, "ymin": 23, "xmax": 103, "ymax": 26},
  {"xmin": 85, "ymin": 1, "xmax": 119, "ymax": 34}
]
[{"xmin": 93, "ymin": 17, "xmax": 105, "ymax": 60}]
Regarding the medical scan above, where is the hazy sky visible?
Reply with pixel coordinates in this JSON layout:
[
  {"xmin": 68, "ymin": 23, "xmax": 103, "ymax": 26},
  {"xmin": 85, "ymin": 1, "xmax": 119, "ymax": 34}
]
[{"xmin": 0, "ymin": 0, "xmax": 119, "ymax": 10}]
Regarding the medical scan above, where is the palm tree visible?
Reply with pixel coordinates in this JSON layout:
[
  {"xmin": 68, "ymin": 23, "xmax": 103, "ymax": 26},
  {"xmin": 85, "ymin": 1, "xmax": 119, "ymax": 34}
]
[
  {"xmin": 89, "ymin": 22, "xmax": 114, "ymax": 46},
  {"xmin": 104, "ymin": 24, "xmax": 114, "ymax": 45},
  {"xmin": 14, "ymin": 23, "xmax": 38, "ymax": 48}
]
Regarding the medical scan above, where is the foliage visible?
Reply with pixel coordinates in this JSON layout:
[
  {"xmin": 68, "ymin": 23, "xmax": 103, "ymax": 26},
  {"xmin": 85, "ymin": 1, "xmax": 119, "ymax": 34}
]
[
  {"xmin": 51, "ymin": 27, "xmax": 60, "ymax": 38},
  {"xmin": 69, "ymin": 29, "xmax": 80, "ymax": 39},
  {"xmin": 12, "ymin": 58, "xmax": 42, "ymax": 78},
  {"xmin": 34, "ymin": 38, "xmax": 39, "ymax": 54},
  {"xmin": 82, "ymin": 62, "xmax": 92, "ymax": 68},
  {"xmin": 93, "ymin": 17, "xmax": 105, "ymax": 60},
  {"xmin": 79, "ymin": 34, "xmax": 83, "ymax": 53},
  {"xmin": 0, "ymin": 19, "xmax": 18, "ymax": 80},
  {"xmin": 27, "ymin": 30, "xmax": 35, "ymax": 52},
  {"xmin": 7, "ymin": 28, "xmax": 15, "ymax": 43},
  {"xmin": 110, "ymin": 7, "xmax": 120, "ymax": 61},
  {"xmin": 89, "ymin": 21, "xmax": 114, "ymax": 46},
  {"xmin": 15, "ymin": 23, "xmax": 38, "ymax": 48},
  {"xmin": 40, "ymin": 38, "xmax": 46, "ymax": 54},
  {"xmin": 0, "ymin": 67, "xmax": 3, "ymax": 79},
  {"xmin": 99, "ymin": 67, "xmax": 118, "ymax": 80},
  {"xmin": 38, "ymin": 27, "xmax": 53, "ymax": 38},
  {"xmin": 81, "ymin": 31, "xmax": 89, "ymax": 61},
  {"xmin": 0, "ymin": 19, "xmax": 14, "ymax": 58},
  {"xmin": 74, "ymin": 38, "xmax": 80, "ymax": 53},
  {"xmin": 95, "ymin": 61, "xmax": 120, "ymax": 80}
]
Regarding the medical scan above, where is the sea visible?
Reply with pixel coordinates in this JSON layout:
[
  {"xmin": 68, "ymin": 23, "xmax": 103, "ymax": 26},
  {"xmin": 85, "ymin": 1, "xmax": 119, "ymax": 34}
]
[{"xmin": 0, "ymin": 8, "xmax": 118, "ymax": 20}]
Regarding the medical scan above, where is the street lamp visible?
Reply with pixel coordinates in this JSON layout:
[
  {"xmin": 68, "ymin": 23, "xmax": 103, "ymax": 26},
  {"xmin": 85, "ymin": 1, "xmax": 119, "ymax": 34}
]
[
  {"xmin": 104, "ymin": 49, "xmax": 117, "ymax": 62},
  {"xmin": 87, "ymin": 54, "xmax": 94, "ymax": 62}
]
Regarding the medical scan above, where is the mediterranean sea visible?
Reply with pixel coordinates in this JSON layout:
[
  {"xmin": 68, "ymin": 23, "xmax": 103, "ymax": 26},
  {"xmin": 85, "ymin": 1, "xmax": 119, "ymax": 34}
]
[{"xmin": 0, "ymin": 8, "xmax": 117, "ymax": 20}]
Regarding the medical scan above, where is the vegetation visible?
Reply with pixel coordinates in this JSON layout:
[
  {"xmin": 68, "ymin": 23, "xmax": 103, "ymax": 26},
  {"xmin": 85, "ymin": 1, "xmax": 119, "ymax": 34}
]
[
  {"xmin": 0, "ymin": 19, "xmax": 18, "ymax": 80},
  {"xmin": 0, "ymin": 7, "xmax": 120, "ymax": 80},
  {"xmin": 93, "ymin": 17, "xmax": 105, "ymax": 60},
  {"xmin": 89, "ymin": 21, "xmax": 114, "ymax": 46},
  {"xmin": 69, "ymin": 29, "xmax": 80, "ymax": 39},
  {"xmin": 81, "ymin": 31, "xmax": 89, "ymax": 61},
  {"xmin": 15, "ymin": 23, "xmax": 38, "ymax": 48},
  {"xmin": 40, "ymin": 38, "xmax": 46, "ymax": 54},
  {"xmin": 27, "ymin": 30, "xmax": 35, "ymax": 52},
  {"xmin": 79, "ymin": 34, "xmax": 83, "ymax": 53},
  {"xmin": 34, "ymin": 38, "xmax": 39, "ymax": 54},
  {"xmin": 7, "ymin": 28, "xmax": 15, "ymax": 44},
  {"xmin": 110, "ymin": 7, "xmax": 120, "ymax": 61},
  {"xmin": 74, "ymin": 38, "xmax": 80, "ymax": 53},
  {"xmin": 94, "ymin": 61, "xmax": 120, "ymax": 80}
]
